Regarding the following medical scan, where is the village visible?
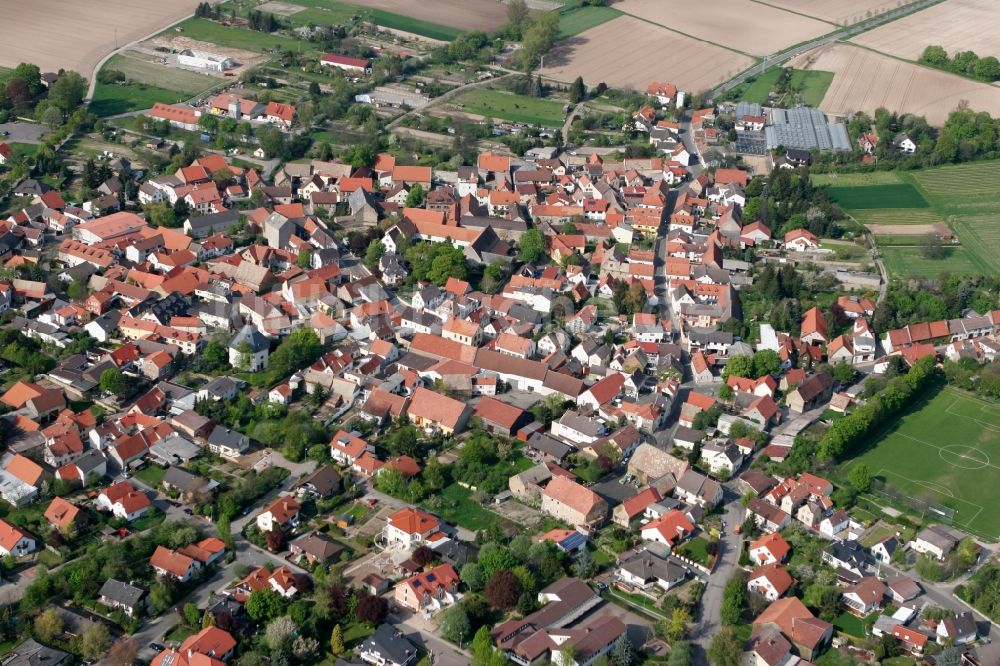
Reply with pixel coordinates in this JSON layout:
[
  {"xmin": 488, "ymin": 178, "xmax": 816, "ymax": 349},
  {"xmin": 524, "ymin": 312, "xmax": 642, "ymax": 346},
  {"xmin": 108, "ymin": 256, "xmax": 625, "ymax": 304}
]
[{"xmin": 2, "ymin": 0, "xmax": 1000, "ymax": 663}]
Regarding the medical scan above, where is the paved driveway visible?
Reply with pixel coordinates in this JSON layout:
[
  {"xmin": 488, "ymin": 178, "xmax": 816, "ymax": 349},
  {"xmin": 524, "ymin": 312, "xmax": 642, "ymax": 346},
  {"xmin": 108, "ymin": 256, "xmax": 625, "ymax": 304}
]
[{"xmin": 0, "ymin": 122, "xmax": 44, "ymax": 144}]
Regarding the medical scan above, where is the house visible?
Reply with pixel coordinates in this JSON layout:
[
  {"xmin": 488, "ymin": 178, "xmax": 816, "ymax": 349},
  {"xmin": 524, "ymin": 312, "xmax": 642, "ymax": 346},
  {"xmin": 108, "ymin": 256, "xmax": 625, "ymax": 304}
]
[
  {"xmin": 674, "ymin": 469, "xmax": 723, "ymax": 508},
  {"xmin": 886, "ymin": 575, "xmax": 921, "ymax": 603},
  {"xmin": 748, "ymin": 564, "xmax": 793, "ymax": 601},
  {"xmin": 289, "ymin": 531, "xmax": 345, "ymax": 566},
  {"xmin": 540, "ymin": 475, "xmax": 608, "ymax": 529},
  {"xmin": 320, "ymin": 53, "xmax": 373, "ymax": 74},
  {"xmin": 206, "ymin": 425, "xmax": 249, "ymax": 458},
  {"xmin": 359, "ymin": 624, "xmax": 418, "ymax": 666},
  {"xmin": 473, "ymin": 397, "xmax": 530, "ymax": 437},
  {"xmin": 842, "ymin": 576, "xmax": 886, "ymax": 615},
  {"xmin": 894, "ymin": 134, "xmax": 917, "ymax": 153},
  {"xmin": 257, "ymin": 496, "xmax": 301, "ymax": 532},
  {"xmin": 99, "ymin": 579, "xmax": 146, "ymax": 618},
  {"xmin": 617, "ymin": 550, "xmax": 687, "ymax": 591},
  {"xmin": 228, "ymin": 324, "xmax": 269, "ymax": 371},
  {"xmin": 641, "ymin": 510, "xmax": 695, "ymax": 547},
  {"xmin": 175, "ymin": 626, "xmax": 237, "ymax": 662},
  {"xmin": 0, "ymin": 519, "xmax": 36, "ymax": 557},
  {"xmin": 911, "ymin": 525, "xmax": 958, "ymax": 560},
  {"xmin": 745, "ymin": 498, "xmax": 791, "ymax": 533},
  {"xmin": 613, "ymin": 487, "xmax": 661, "ymax": 527},
  {"xmin": 783, "ymin": 228, "xmax": 820, "ymax": 252},
  {"xmin": 753, "ymin": 597, "xmax": 833, "ymax": 661},
  {"xmin": 296, "ymin": 465, "xmax": 341, "ymax": 499},
  {"xmin": 44, "ymin": 497, "xmax": 80, "ymax": 531},
  {"xmin": 394, "ymin": 563, "xmax": 461, "ymax": 615},
  {"xmin": 892, "ymin": 625, "xmax": 928, "ymax": 656},
  {"xmin": 699, "ymin": 439, "xmax": 744, "ymax": 477},
  {"xmin": 936, "ymin": 611, "xmax": 977, "ymax": 645},
  {"xmin": 750, "ymin": 532, "xmax": 791, "ymax": 566},
  {"xmin": 384, "ymin": 506, "xmax": 441, "ymax": 548},
  {"xmin": 329, "ymin": 430, "xmax": 374, "ymax": 466},
  {"xmin": 150, "ymin": 545, "xmax": 199, "ymax": 582},
  {"xmin": 98, "ymin": 481, "xmax": 151, "ymax": 521},
  {"xmin": 2, "ymin": 638, "xmax": 71, "ymax": 666},
  {"xmin": 786, "ymin": 373, "xmax": 834, "ymax": 413},
  {"xmin": 822, "ymin": 540, "xmax": 872, "ymax": 578},
  {"xmin": 627, "ymin": 443, "xmax": 688, "ymax": 485},
  {"xmin": 819, "ymin": 510, "xmax": 850, "ymax": 538},
  {"xmin": 405, "ymin": 387, "xmax": 469, "ymax": 435}
]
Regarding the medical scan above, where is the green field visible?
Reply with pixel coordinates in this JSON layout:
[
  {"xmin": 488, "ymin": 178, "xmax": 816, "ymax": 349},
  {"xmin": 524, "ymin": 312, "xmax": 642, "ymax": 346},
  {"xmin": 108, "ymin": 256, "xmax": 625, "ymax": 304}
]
[
  {"xmin": 454, "ymin": 90, "xmax": 566, "ymax": 127},
  {"xmin": 91, "ymin": 81, "xmax": 197, "ymax": 117},
  {"xmin": 106, "ymin": 54, "xmax": 221, "ymax": 94},
  {"xmin": 827, "ymin": 183, "xmax": 929, "ymax": 209},
  {"xmin": 426, "ymin": 483, "xmax": 500, "ymax": 531},
  {"xmin": 557, "ymin": 5, "xmax": 622, "ymax": 38},
  {"xmin": 288, "ymin": 0, "xmax": 462, "ymax": 40},
  {"xmin": 91, "ymin": 54, "xmax": 222, "ymax": 115},
  {"xmin": 812, "ymin": 171, "xmax": 903, "ymax": 187},
  {"xmin": 880, "ymin": 246, "xmax": 985, "ymax": 278},
  {"xmin": 169, "ymin": 17, "xmax": 314, "ymax": 52},
  {"xmin": 849, "ymin": 208, "xmax": 942, "ymax": 226},
  {"xmin": 726, "ymin": 68, "xmax": 834, "ymax": 107},
  {"xmin": 842, "ymin": 388, "xmax": 1000, "ymax": 540}
]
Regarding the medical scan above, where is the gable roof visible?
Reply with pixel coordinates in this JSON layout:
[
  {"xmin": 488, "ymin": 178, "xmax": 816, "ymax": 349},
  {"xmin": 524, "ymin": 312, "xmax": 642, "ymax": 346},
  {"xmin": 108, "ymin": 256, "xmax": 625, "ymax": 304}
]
[{"xmin": 542, "ymin": 475, "xmax": 604, "ymax": 516}]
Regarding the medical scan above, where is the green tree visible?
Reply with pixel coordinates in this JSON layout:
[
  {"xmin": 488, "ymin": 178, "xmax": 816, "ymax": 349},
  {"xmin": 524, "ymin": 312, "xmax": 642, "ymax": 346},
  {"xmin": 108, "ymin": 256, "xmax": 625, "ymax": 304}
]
[
  {"xmin": 41, "ymin": 106, "xmax": 63, "ymax": 130},
  {"xmin": 478, "ymin": 543, "xmax": 519, "ymax": 579},
  {"xmin": 920, "ymin": 45, "xmax": 950, "ymax": 67},
  {"xmin": 405, "ymin": 183, "xmax": 425, "ymax": 208},
  {"xmin": 720, "ymin": 575, "xmax": 745, "ymax": 625},
  {"xmin": 519, "ymin": 228, "xmax": 546, "ymax": 263},
  {"xmin": 100, "ymin": 368, "xmax": 127, "ymax": 398},
  {"xmin": 438, "ymin": 605, "xmax": 471, "ymax": 645},
  {"xmin": 573, "ymin": 548, "xmax": 596, "ymax": 578},
  {"xmin": 610, "ymin": 635, "xmax": 636, "ymax": 666},
  {"xmin": 570, "ymin": 76, "xmax": 586, "ymax": 103},
  {"xmin": 461, "ymin": 562, "xmax": 485, "ymax": 591},
  {"xmin": 752, "ymin": 349, "xmax": 781, "ymax": 377},
  {"xmin": 246, "ymin": 589, "xmax": 284, "ymax": 621},
  {"xmin": 48, "ymin": 71, "xmax": 88, "ymax": 113},
  {"xmin": 145, "ymin": 201, "xmax": 178, "ymax": 228},
  {"xmin": 184, "ymin": 603, "xmax": 201, "ymax": 626},
  {"xmin": 506, "ymin": 0, "xmax": 529, "ymax": 30},
  {"xmin": 80, "ymin": 623, "xmax": 111, "ymax": 661},
  {"xmin": 668, "ymin": 641, "xmax": 692, "ymax": 666},
  {"xmin": 848, "ymin": 463, "xmax": 871, "ymax": 491},
  {"xmin": 330, "ymin": 624, "xmax": 345, "ymax": 655},
  {"xmin": 364, "ymin": 240, "xmax": 385, "ymax": 271},
  {"xmin": 722, "ymin": 354, "xmax": 754, "ymax": 380},
  {"xmin": 13, "ymin": 63, "xmax": 42, "ymax": 96},
  {"xmin": 665, "ymin": 607, "xmax": 691, "ymax": 642},
  {"xmin": 33, "ymin": 608, "xmax": 64, "ymax": 642},
  {"xmin": 297, "ymin": 248, "xmax": 311, "ymax": 268},
  {"xmin": 708, "ymin": 628, "xmax": 742, "ymax": 666},
  {"xmin": 974, "ymin": 55, "xmax": 1000, "ymax": 81}
]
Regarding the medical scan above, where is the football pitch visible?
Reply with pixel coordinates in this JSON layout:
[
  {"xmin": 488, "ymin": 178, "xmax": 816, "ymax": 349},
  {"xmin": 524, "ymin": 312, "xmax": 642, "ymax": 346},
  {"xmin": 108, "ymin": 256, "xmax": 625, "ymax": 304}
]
[{"xmin": 844, "ymin": 388, "xmax": 1000, "ymax": 540}]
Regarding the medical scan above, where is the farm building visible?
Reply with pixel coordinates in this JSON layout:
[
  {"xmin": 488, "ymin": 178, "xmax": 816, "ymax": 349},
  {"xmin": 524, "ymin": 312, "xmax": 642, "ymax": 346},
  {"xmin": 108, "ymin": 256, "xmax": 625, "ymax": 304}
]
[
  {"xmin": 147, "ymin": 103, "xmax": 200, "ymax": 132},
  {"xmin": 177, "ymin": 49, "xmax": 235, "ymax": 72},
  {"xmin": 320, "ymin": 54, "xmax": 372, "ymax": 74},
  {"xmin": 764, "ymin": 106, "xmax": 851, "ymax": 152}
]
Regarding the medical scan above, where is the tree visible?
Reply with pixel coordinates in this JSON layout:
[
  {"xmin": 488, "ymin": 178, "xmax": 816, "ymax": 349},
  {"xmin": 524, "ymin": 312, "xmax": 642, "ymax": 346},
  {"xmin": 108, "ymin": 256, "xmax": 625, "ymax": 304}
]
[
  {"xmin": 919, "ymin": 232, "xmax": 948, "ymax": 259},
  {"xmin": 975, "ymin": 55, "xmax": 1000, "ymax": 81},
  {"xmin": 184, "ymin": 602, "xmax": 201, "ymax": 626},
  {"xmin": 752, "ymin": 349, "xmax": 781, "ymax": 377},
  {"xmin": 519, "ymin": 228, "xmax": 546, "ymax": 263},
  {"xmin": 41, "ymin": 106, "xmax": 63, "ymax": 130},
  {"xmin": 570, "ymin": 76, "xmax": 586, "ymax": 103},
  {"xmin": 438, "ymin": 605, "xmax": 471, "ymax": 645},
  {"xmin": 665, "ymin": 607, "xmax": 691, "ymax": 642},
  {"xmin": 33, "ymin": 608, "xmax": 64, "ymax": 642},
  {"xmin": 330, "ymin": 624, "xmax": 345, "ymax": 655},
  {"xmin": 265, "ymin": 616, "xmax": 296, "ymax": 650},
  {"xmin": 327, "ymin": 583, "xmax": 350, "ymax": 621},
  {"xmin": 405, "ymin": 183, "xmax": 425, "ymax": 208},
  {"xmin": 48, "ymin": 71, "xmax": 87, "ymax": 113},
  {"xmin": 720, "ymin": 575, "xmax": 745, "ymax": 625},
  {"xmin": 668, "ymin": 641, "xmax": 692, "ymax": 666},
  {"xmin": 144, "ymin": 201, "xmax": 178, "ymax": 228},
  {"xmin": 848, "ymin": 463, "xmax": 871, "ymax": 491},
  {"xmin": 485, "ymin": 570, "xmax": 522, "ymax": 609},
  {"xmin": 355, "ymin": 594, "xmax": 388, "ymax": 624},
  {"xmin": 246, "ymin": 589, "xmax": 284, "ymax": 621},
  {"xmin": 573, "ymin": 548, "xmax": 596, "ymax": 578},
  {"xmin": 708, "ymin": 628, "xmax": 742, "ymax": 666},
  {"xmin": 99, "ymin": 368, "xmax": 127, "ymax": 398},
  {"xmin": 265, "ymin": 529, "xmax": 285, "ymax": 552},
  {"xmin": 506, "ymin": 0, "xmax": 529, "ymax": 29},
  {"xmin": 80, "ymin": 622, "xmax": 111, "ymax": 661},
  {"xmin": 722, "ymin": 354, "xmax": 754, "ymax": 380},
  {"xmin": 107, "ymin": 636, "xmax": 139, "ymax": 666},
  {"xmin": 364, "ymin": 240, "xmax": 385, "ymax": 271},
  {"xmin": 297, "ymin": 248, "xmax": 311, "ymax": 268},
  {"xmin": 412, "ymin": 545, "xmax": 435, "ymax": 567},
  {"xmin": 832, "ymin": 361, "xmax": 855, "ymax": 383},
  {"xmin": 478, "ymin": 543, "xmax": 519, "ymax": 579},
  {"xmin": 461, "ymin": 562, "xmax": 485, "ymax": 591},
  {"xmin": 920, "ymin": 45, "xmax": 950, "ymax": 67},
  {"xmin": 610, "ymin": 634, "xmax": 636, "ymax": 666}
]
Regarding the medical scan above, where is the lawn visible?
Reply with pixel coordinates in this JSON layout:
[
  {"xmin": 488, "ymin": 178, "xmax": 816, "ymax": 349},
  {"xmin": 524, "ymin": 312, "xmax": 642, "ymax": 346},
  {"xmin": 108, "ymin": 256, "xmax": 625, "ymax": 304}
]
[
  {"xmin": 90, "ymin": 81, "xmax": 195, "ymax": 117},
  {"xmin": 169, "ymin": 17, "xmax": 314, "ymax": 53},
  {"xmin": 840, "ymin": 388, "xmax": 1000, "ymax": 540},
  {"xmin": 557, "ymin": 5, "xmax": 622, "ymax": 39},
  {"xmin": 879, "ymin": 245, "xmax": 984, "ymax": 278},
  {"xmin": 288, "ymin": 0, "xmax": 463, "ymax": 40},
  {"xmin": 674, "ymin": 536, "xmax": 714, "ymax": 567},
  {"xmin": 426, "ymin": 483, "xmax": 499, "ymax": 532},
  {"xmin": 453, "ymin": 90, "xmax": 567, "ymax": 128},
  {"xmin": 826, "ymin": 183, "xmax": 929, "ymax": 209},
  {"xmin": 135, "ymin": 464, "xmax": 166, "ymax": 488},
  {"xmin": 832, "ymin": 611, "xmax": 873, "ymax": 637},
  {"xmin": 725, "ymin": 67, "xmax": 833, "ymax": 107}
]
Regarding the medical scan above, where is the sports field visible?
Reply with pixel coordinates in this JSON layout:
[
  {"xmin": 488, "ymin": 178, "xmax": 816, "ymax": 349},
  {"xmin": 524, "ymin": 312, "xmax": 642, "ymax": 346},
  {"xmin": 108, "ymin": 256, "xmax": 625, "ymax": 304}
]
[
  {"xmin": 452, "ymin": 90, "xmax": 567, "ymax": 128},
  {"xmin": 845, "ymin": 388, "xmax": 1000, "ymax": 539},
  {"xmin": 826, "ymin": 183, "xmax": 929, "ymax": 209}
]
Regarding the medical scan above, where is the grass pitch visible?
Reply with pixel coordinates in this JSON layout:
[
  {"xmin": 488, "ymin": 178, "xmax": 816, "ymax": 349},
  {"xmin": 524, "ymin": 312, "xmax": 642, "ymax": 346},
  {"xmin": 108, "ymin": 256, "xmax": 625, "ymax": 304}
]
[{"xmin": 842, "ymin": 388, "xmax": 1000, "ymax": 539}]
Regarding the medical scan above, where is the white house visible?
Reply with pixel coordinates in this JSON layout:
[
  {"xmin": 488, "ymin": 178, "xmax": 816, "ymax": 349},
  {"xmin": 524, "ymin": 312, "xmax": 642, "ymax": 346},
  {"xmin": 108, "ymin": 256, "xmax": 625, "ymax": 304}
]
[
  {"xmin": 228, "ymin": 324, "xmax": 269, "ymax": 371},
  {"xmin": 747, "ymin": 564, "xmax": 793, "ymax": 601},
  {"xmin": 0, "ymin": 519, "xmax": 36, "ymax": 557},
  {"xmin": 257, "ymin": 496, "xmax": 302, "ymax": 533},
  {"xmin": 98, "ymin": 482, "xmax": 151, "ymax": 522},
  {"xmin": 383, "ymin": 507, "xmax": 440, "ymax": 548},
  {"xmin": 911, "ymin": 525, "xmax": 958, "ymax": 561}
]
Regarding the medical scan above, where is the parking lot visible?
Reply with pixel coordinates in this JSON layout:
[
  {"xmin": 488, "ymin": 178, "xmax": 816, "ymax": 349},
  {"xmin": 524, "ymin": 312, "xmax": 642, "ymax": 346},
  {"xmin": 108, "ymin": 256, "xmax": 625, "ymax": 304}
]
[{"xmin": 0, "ymin": 122, "xmax": 45, "ymax": 144}]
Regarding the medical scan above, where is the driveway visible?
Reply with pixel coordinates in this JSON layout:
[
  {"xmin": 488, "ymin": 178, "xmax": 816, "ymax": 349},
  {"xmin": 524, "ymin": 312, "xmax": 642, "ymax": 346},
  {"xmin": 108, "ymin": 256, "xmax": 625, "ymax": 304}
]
[{"xmin": 387, "ymin": 610, "xmax": 471, "ymax": 666}]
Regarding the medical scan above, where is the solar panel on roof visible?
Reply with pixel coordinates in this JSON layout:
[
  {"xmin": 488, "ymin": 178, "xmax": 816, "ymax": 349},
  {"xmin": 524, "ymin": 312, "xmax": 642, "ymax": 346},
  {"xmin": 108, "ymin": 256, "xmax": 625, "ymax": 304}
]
[{"xmin": 559, "ymin": 532, "xmax": 587, "ymax": 551}]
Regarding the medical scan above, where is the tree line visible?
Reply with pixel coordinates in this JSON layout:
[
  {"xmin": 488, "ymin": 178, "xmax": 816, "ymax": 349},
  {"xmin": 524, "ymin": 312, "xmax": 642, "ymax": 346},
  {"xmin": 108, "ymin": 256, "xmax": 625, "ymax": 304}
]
[{"xmin": 920, "ymin": 45, "xmax": 1000, "ymax": 82}]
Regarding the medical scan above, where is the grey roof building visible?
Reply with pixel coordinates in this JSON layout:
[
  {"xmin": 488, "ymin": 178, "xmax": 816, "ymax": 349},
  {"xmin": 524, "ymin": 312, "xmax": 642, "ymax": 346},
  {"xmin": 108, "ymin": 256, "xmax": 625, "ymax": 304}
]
[{"xmin": 359, "ymin": 624, "xmax": 418, "ymax": 666}]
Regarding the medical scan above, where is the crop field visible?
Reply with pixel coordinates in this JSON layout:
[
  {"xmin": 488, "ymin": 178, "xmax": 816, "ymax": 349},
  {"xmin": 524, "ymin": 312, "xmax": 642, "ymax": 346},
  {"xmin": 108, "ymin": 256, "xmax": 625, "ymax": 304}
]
[
  {"xmin": 850, "ymin": 208, "xmax": 942, "ymax": 226},
  {"xmin": 852, "ymin": 0, "xmax": 1000, "ymax": 61},
  {"xmin": 759, "ymin": 0, "xmax": 923, "ymax": 25},
  {"xmin": 0, "ymin": 0, "xmax": 201, "ymax": 76},
  {"xmin": 826, "ymin": 183, "xmax": 929, "ymax": 209},
  {"xmin": 910, "ymin": 160, "xmax": 1000, "ymax": 199},
  {"xmin": 540, "ymin": 16, "xmax": 753, "ymax": 91},
  {"xmin": 881, "ymin": 245, "xmax": 987, "ymax": 277},
  {"xmin": 812, "ymin": 172, "xmax": 903, "ymax": 187},
  {"xmin": 557, "ymin": 6, "xmax": 623, "ymax": 39},
  {"xmin": 609, "ymin": 0, "xmax": 831, "ymax": 56},
  {"xmin": 843, "ymin": 389, "xmax": 1000, "ymax": 539},
  {"xmin": 790, "ymin": 43, "xmax": 1000, "ymax": 125},
  {"xmin": 452, "ymin": 90, "xmax": 567, "ymax": 127},
  {"xmin": 167, "ymin": 17, "xmax": 316, "ymax": 52},
  {"xmin": 289, "ymin": 0, "xmax": 507, "ymax": 36}
]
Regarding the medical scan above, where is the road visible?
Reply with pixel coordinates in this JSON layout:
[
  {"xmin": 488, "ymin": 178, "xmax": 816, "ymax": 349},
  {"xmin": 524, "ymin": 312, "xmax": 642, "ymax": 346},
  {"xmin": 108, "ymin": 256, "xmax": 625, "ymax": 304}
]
[
  {"xmin": 689, "ymin": 491, "xmax": 743, "ymax": 658},
  {"xmin": 385, "ymin": 72, "xmax": 516, "ymax": 131},
  {"xmin": 709, "ymin": 0, "xmax": 946, "ymax": 100}
]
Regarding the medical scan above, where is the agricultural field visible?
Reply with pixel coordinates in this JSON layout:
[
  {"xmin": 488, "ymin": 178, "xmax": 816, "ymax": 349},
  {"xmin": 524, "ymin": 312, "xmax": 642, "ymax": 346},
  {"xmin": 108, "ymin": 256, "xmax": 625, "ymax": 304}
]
[
  {"xmin": 910, "ymin": 160, "xmax": 1000, "ymax": 200},
  {"xmin": 842, "ymin": 388, "xmax": 1000, "ymax": 539},
  {"xmin": 811, "ymin": 171, "xmax": 904, "ymax": 187},
  {"xmin": 165, "ymin": 17, "xmax": 315, "ymax": 52},
  {"xmin": 106, "ymin": 54, "xmax": 222, "ymax": 95},
  {"xmin": 826, "ymin": 183, "xmax": 929, "ymax": 209},
  {"xmin": 452, "ymin": 89, "xmax": 567, "ymax": 127},
  {"xmin": 610, "ymin": 0, "xmax": 830, "ymax": 56},
  {"xmin": 726, "ymin": 68, "xmax": 834, "ymax": 107},
  {"xmin": 557, "ymin": 6, "xmax": 622, "ymax": 39},
  {"xmin": 0, "ymin": 0, "xmax": 201, "ymax": 76},
  {"xmin": 852, "ymin": 0, "xmax": 1000, "ymax": 61},
  {"xmin": 790, "ymin": 43, "xmax": 1000, "ymax": 125},
  {"xmin": 759, "ymin": 0, "xmax": 923, "ymax": 25},
  {"xmin": 289, "ymin": 0, "xmax": 507, "ymax": 36},
  {"xmin": 540, "ymin": 16, "xmax": 753, "ymax": 92},
  {"xmin": 880, "ymin": 246, "xmax": 986, "ymax": 277}
]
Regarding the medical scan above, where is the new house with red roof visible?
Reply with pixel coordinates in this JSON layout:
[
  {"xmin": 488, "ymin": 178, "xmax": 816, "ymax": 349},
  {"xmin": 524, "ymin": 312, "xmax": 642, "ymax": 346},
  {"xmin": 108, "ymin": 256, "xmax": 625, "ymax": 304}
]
[
  {"xmin": 394, "ymin": 563, "xmax": 460, "ymax": 615},
  {"xmin": 0, "ymin": 519, "xmax": 36, "ymax": 557},
  {"xmin": 384, "ymin": 506, "xmax": 441, "ymax": 548},
  {"xmin": 257, "ymin": 496, "xmax": 302, "ymax": 533},
  {"xmin": 98, "ymin": 481, "xmax": 151, "ymax": 521}
]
